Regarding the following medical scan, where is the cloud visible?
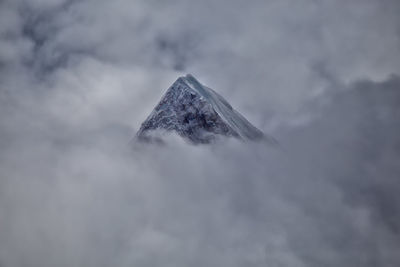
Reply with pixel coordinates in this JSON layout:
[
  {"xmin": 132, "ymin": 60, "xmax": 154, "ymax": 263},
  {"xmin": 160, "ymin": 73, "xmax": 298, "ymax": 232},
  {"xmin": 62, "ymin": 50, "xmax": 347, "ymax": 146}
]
[{"xmin": 0, "ymin": 0, "xmax": 399, "ymax": 266}]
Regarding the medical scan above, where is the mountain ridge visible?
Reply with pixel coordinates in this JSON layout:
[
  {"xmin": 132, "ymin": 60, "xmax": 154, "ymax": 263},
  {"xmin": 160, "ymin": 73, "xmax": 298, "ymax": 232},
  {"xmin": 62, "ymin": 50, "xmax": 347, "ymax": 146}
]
[{"xmin": 135, "ymin": 74, "xmax": 270, "ymax": 144}]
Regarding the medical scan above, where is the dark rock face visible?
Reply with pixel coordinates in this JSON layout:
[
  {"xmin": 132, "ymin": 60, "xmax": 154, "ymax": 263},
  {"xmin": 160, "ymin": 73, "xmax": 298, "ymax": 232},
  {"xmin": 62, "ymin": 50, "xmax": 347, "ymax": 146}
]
[{"xmin": 136, "ymin": 74, "xmax": 265, "ymax": 144}]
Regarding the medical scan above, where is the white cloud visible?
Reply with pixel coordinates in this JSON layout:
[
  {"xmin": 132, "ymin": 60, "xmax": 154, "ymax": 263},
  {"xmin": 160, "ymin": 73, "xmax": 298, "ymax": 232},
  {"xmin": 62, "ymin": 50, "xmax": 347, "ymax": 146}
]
[{"xmin": 0, "ymin": 0, "xmax": 399, "ymax": 266}]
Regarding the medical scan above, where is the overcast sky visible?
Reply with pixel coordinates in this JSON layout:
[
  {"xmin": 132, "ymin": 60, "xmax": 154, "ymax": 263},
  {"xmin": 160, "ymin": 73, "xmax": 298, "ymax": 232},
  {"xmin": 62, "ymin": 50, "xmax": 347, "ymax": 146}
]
[{"xmin": 0, "ymin": 0, "xmax": 399, "ymax": 266}]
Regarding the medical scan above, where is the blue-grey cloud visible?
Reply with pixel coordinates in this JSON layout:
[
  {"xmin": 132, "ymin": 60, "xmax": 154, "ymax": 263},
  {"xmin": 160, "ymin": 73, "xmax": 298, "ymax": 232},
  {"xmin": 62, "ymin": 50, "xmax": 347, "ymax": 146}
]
[{"xmin": 0, "ymin": 0, "xmax": 399, "ymax": 266}]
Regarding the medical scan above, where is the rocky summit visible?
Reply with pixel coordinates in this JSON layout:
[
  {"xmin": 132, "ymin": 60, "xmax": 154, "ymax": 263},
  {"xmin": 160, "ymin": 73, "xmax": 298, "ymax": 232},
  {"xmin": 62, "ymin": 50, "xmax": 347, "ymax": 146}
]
[{"xmin": 135, "ymin": 74, "xmax": 268, "ymax": 144}]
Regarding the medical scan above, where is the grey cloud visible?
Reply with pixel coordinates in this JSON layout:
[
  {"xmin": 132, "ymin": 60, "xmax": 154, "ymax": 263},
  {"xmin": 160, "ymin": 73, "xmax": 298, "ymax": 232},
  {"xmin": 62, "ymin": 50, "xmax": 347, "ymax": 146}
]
[{"xmin": 0, "ymin": 0, "xmax": 400, "ymax": 266}]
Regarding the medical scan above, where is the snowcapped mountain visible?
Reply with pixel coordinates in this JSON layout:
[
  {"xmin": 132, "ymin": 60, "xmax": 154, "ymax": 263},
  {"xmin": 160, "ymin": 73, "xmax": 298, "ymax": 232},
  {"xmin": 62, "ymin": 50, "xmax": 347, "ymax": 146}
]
[{"xmin": 136, "ymin": 74, "xmax": 269, "ymax": 144}]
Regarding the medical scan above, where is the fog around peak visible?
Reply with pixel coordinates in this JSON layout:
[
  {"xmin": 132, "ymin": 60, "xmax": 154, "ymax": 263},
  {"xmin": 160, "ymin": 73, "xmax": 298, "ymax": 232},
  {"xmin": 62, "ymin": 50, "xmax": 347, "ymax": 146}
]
[{"xmin": 0, "ymin": 0, "xmax": 399, "ymax": 266}]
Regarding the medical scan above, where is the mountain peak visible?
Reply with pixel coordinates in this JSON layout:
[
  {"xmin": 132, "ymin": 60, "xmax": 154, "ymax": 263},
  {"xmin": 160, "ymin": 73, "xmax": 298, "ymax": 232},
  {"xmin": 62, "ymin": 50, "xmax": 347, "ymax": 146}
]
[{"xmin": 136, "ymin": 74, "xmax": 269, "ymax": 144}]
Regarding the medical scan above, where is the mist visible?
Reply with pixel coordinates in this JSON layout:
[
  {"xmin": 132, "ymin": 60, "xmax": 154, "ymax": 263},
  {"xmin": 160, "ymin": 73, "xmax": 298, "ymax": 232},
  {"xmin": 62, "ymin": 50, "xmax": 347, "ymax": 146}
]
[{"xmin": 0, "ymin": 0, "xmax": 399, "ymax": 266}]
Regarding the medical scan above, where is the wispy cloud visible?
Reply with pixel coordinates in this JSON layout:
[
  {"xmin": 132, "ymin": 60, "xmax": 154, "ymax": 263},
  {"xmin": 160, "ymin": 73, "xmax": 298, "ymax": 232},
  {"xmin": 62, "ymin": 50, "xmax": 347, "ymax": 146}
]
[{"xmin": 0, "ymin": 0, "xmax": 399, "ymax": 266}]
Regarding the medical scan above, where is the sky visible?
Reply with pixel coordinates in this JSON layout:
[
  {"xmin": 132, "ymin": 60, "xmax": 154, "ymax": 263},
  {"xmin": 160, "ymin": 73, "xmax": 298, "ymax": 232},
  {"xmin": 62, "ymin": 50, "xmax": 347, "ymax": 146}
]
[{"xmin": 0, "ymin": 0, "xmax": 399, "ymax": 266}]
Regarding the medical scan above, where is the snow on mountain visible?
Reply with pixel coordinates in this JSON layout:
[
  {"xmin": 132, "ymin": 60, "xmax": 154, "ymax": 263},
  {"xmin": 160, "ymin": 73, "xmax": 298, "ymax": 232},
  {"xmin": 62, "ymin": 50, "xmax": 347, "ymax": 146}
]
[{"xmin": 135, "ymin": 74, "xmax": 270, "ymax": 144}]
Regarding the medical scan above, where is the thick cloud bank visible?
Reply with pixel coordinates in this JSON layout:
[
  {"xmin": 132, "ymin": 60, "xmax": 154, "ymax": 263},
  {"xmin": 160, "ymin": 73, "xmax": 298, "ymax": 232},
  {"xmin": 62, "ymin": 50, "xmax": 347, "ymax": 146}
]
[{"xmin": 0, "ymin": 0, "xmax": 399, "ymax": 266}]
